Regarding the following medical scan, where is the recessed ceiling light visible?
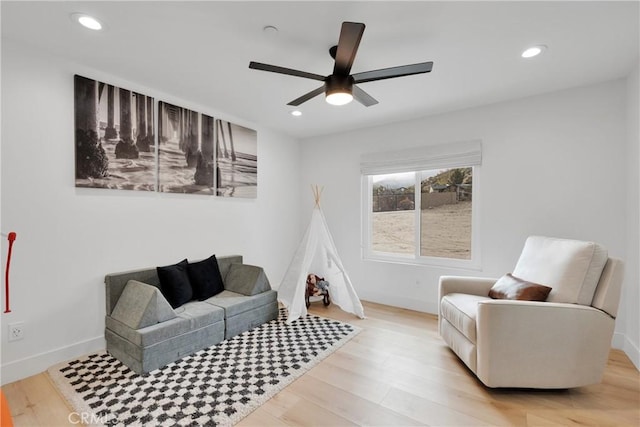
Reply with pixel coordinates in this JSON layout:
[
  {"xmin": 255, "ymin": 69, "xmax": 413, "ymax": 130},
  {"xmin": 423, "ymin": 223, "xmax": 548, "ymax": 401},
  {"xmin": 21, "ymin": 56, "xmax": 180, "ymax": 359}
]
[
  {"xmin": 71, "ymin": 13, "xmax": 103, "ymax": 31},
  {"xmin": 521, "ymin": 45, "xmax": 546, "ymax": 58},
  {"xmin": 290, "ymin": 110, "xmax": 302, "ymax": 117}
]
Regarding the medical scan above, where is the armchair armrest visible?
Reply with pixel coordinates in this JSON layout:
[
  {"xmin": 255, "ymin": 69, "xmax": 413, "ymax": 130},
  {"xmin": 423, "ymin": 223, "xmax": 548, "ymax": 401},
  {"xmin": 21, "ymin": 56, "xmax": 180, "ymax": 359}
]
[
  {"xmin": 438, "ymin": 275, "xmax": 497, "ymax": 300},
  {"xmin": 476, "ymin": 300, "xmax": 615, "ymax": 388}
]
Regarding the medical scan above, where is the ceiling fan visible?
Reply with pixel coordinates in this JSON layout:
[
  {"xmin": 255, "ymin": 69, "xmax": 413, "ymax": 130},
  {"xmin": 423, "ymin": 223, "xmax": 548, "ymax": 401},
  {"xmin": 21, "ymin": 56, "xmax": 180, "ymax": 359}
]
[{"xmin": 249, "ymin": 21, "xmax": 433, "ymax": 107}]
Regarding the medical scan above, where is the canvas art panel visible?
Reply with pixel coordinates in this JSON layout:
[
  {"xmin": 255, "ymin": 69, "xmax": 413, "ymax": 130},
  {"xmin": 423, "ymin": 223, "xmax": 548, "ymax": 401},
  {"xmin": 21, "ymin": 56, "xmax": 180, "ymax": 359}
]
[
  {"xmin": 216, "ymin": 119, "xmax": 257, "ymax": 198},
  {"xmin": 74, "ymin": 75, "xmax": 156, "ymax": 191},
  {"xmin": 158, "ymin": 102, "xmax": 214, "ymax": 194}
]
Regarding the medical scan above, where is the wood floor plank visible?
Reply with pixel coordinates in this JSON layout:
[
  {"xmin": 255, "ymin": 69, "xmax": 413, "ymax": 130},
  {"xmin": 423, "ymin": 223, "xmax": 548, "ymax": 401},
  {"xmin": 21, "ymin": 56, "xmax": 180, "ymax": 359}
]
[
  {"xmin": 306, "ymin": 359, "xmax": 391, "ymax": 404},
  {"xmin": 287, "ymin": 374, "xmax": 422, "ymax": 426},
  {"xmin": 526, "ymin": 408, "xmax": 640, "ymax": 426},
  {"xmin": 3, "ymin": 300, "xmax": 639, "ymax": 426},
  {"xmin": 236, "ymin": 405, "xmax": 292, "ymax": 427},
  {"xmin": 315, "ymin": 350, "xmax": 398, "ymax": 386},
  {"xmin": 3, "ymin": 373, "xmax": 75, "ymax": 426},
  {"xmin": 272, "ymin": 391, "xmax": 358, "ymax": 427},
  {"xmin": 387, "ymin": 364, "xmax": 526, "ymax": 426},
  {"xmin": 381, "ymin": 386, "xmax": 489, "ymax": 426},
  {"xmin": 246, "ymin": 388, "xmax": 303, "ymax": 420},
  {"xmin": 332, "ymin": 338, "xmax": 392, "ymax": 367}
]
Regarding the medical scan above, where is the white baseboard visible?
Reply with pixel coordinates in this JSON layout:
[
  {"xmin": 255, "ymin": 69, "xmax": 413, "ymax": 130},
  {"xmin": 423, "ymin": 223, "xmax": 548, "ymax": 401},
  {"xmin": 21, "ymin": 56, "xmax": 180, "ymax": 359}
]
[
  {"xmin": 612, "ymin": 331, "xmax": 625, "ymax": 349},
  {"xmin": 360, "ymin": 292, "xmax": 439, "ymax": 315},
  {"xmin": 1, "ymin": 336, "xmax": 105, "ymax": 385},
  {"xmin": 613, "ymin": 332, "xmax": 640, "ymax": 371}
]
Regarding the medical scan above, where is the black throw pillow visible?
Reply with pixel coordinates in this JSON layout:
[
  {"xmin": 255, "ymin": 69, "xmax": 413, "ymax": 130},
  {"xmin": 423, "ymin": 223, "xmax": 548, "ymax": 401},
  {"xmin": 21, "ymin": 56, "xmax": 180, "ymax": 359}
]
[
  {"xmin": 156, "ymin": 259, "xmax": 193, "ymax": 308},
  {"xmin": 187, "ymin": 255, "xmax": 225, "ymax": 300}
]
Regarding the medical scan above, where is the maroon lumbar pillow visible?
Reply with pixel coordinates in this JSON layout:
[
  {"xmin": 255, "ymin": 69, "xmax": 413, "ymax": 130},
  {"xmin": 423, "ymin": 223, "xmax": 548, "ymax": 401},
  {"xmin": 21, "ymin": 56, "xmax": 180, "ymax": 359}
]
[{"xmin": 488, "ymin": 273, "xmax": 552, "ymax": 301}]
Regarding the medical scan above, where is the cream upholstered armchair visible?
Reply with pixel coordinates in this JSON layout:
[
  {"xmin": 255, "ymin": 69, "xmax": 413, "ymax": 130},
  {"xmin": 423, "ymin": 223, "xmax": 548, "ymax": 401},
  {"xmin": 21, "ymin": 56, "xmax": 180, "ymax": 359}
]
[{"xmin": 439, "ymin": 236, "xmax": 624, "ymax": 389}]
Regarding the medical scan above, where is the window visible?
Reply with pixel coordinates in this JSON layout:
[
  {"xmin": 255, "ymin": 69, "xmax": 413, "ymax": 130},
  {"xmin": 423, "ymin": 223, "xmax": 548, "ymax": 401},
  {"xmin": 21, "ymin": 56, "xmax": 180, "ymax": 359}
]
[{"xmin": 362, "ymin": 141, "xmax": 481, "ymax": 268}]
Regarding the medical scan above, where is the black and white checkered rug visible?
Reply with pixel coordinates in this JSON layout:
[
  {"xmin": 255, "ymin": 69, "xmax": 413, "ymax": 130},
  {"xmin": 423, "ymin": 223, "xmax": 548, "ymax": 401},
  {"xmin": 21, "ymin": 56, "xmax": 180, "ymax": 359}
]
[{"xmin": 48, "ymin": 309, "xmax": 360, "ymax": 426}]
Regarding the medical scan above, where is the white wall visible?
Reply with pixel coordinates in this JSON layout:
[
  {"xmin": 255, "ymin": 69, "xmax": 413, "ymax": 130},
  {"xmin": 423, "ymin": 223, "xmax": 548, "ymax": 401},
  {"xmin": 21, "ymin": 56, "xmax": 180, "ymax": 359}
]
[
  {"xmin": 624, "ymin": 61, "xmax": 640, "ymax": 369},
  {"xmin": 300, "ymin": 79, "xmax": 632, "ymax": 351},
  {"xmin": 2, "ymin": 38, "xmax": 637, "ymax": 385},
  {"xmin": 0, "ymin": 40, "xmax": 302, "ymax": 384}
]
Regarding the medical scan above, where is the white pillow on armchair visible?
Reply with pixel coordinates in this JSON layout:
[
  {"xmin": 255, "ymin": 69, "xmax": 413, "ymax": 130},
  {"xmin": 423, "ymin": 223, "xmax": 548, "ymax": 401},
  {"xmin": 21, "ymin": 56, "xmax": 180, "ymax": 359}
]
[{"xmin": 512, "ymin": 235, "xmax": 608, "ymax": 305}]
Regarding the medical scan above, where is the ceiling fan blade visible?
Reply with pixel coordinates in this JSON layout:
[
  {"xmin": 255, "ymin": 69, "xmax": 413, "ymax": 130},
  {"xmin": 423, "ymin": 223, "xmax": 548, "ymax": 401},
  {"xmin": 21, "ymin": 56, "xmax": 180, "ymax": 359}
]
[
  {"xmin": 352, "ymin": 85, "xmax": 378, "ymax": 107},
  {"xmin": 333, "ymin": 22, "xmax": 365, "ymax": 76},
  {"xmin": 353, "ymin": 62, "xmax": 433, "ymax": 84},
  {"xmin": 249, "ymin": 61, "xmax": 326, "ymax": 81},
  {"xmin": 287, "ymin": 85, "xmax": 326, "ymax": 106}
]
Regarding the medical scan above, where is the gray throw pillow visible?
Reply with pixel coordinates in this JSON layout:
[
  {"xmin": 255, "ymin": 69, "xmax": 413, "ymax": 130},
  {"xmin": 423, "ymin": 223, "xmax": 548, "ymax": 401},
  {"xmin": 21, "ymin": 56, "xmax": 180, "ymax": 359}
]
[
  {"xmin": 224, "ymin": 263, "xmax": 271, "ymax": 296},
  {"xmin": 111, "ymin": 280, "xmax": 176, "ymax": 329}
]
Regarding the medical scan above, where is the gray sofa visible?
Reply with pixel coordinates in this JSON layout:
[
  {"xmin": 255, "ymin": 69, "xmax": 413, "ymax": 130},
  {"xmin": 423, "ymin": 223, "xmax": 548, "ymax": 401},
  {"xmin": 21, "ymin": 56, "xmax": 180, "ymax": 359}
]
[{"xmin": 104, "ymin": 255, "xmax": 278, "ymax": 374}]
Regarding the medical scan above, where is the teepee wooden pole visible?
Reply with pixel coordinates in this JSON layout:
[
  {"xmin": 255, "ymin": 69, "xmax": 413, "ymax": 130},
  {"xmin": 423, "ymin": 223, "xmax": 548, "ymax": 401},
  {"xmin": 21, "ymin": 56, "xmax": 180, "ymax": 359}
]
[{"xmin": 312, "ymin": 185, "xmax": 324, "ymax": 207}]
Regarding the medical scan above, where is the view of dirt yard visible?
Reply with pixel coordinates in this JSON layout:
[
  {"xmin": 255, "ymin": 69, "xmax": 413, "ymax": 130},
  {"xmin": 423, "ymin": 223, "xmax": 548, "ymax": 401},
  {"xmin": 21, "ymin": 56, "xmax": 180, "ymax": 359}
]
[{"xmin": 372, "ymin": 201, "xmax": 471, "ymax": 259}]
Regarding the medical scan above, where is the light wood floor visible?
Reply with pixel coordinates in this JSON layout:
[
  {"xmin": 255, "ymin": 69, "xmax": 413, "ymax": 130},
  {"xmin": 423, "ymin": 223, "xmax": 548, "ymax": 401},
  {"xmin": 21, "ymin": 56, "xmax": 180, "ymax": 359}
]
[{"xmin": 3, "ymin": 301, "xmax": 639, "ymax": 426}]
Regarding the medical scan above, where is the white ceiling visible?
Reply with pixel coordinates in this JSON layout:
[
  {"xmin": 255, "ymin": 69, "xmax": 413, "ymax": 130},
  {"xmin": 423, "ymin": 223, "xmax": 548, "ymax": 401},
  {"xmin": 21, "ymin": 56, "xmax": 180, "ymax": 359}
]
[{"xmin": 2, "ymin": 1, "xmax": 638, "ymax": 139}]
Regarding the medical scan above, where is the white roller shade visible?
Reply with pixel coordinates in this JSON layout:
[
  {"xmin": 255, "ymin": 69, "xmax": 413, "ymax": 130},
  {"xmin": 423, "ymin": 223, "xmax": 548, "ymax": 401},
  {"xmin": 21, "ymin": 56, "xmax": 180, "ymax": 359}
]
[{"xmin": 360, "ymin": 140, "xmax": 482, "ymax": 175}]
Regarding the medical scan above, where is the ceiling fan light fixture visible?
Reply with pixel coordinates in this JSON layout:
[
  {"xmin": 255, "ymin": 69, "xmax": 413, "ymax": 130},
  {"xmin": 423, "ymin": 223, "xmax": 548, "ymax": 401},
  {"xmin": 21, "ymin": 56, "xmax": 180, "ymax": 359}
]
[
  {"xmin": 326, "ymin": 90, "xmax": 353, "ymax": 106},
  {"xmin": 325, "ymin": 74, "xmax": 354, "ymax": 106},
  {"xmin": 248, "ymin": 21, "xmax": 433, "ymax": 108}
]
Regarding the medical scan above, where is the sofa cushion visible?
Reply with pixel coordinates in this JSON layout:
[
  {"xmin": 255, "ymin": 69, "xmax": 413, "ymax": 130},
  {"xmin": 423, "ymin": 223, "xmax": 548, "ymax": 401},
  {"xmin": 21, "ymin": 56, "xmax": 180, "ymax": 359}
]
[
  {"xmin": 488, "ymin": 274, "xmax": 552, "ymax": 301},
  {"xmin": 175, "ymin": 301, "xmax": 225, "ymax": 329},
  {"xmin": 205, "ymin": 290, "xmax": 277, "ymax": 318},
  {"xmin": 157, "ymin": 259, "xmax": 193, "ymax": 308},
  {"xmin": 440, "ymin": 318, "xmax": 477, "ymax": 373},
  {"xmin": 440, "ymin": 293, "xmax": 490, "ymax": 344},
  {"xmin": 224, "ymin": 263, "xmax": 271, "ymax": 296},
  {"xmin": 187, "ymin": 255, "xmax": 225, "ymax": 300},
  {"xmin": 512, "ymin": 236, "xmax": 608, "ymax": 305},
  {"xmin": 110, "ymin": 280, "xmax": 177, "ymax": 330},
  {"xmin": 105, "ymin": 315, "xmax": 191, "ymax": 347}
]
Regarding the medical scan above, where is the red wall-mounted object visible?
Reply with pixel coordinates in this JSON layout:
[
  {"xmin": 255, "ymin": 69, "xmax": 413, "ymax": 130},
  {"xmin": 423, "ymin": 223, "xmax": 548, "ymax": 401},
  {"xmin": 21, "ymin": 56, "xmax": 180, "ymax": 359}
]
[{"xmin": 4, "ymin": 232, "xmax": 16, "ymax": 313}]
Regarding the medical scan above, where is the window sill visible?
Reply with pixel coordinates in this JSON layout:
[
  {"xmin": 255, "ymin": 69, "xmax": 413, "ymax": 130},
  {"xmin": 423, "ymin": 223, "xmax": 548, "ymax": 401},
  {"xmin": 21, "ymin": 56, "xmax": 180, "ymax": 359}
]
[{"xmin": 363, "ymin": 252, "xmax": 482, "ymax": 271}]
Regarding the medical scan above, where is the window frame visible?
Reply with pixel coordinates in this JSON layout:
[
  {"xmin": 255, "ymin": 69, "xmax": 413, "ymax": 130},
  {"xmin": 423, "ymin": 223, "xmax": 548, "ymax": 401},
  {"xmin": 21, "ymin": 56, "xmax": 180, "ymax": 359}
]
[{"xmin": 362, "ymin": 166, "xmax": 481, "ymax": 270}]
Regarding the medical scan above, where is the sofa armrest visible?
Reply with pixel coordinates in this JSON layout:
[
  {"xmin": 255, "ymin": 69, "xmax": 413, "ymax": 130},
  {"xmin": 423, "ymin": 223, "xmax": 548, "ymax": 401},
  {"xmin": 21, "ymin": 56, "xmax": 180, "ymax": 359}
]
[
  {"xmin": 475, "ymin": 300, "xmax": 615, "ymax": 388},
  {"xmin": 439, "ymin": 276, "xmax": 497, "ymax": 300},
  {"xmin": 224, "ymin": 263, "xmax": 271, "ymax": 296}
]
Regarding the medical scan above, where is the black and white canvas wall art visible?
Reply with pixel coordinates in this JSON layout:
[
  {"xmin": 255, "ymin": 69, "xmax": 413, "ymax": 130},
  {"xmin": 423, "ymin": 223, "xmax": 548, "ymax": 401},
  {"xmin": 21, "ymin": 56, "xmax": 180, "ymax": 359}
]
[
  {"xmin": 216, "ymin": 120, "xmax": 257, "ymax": 198},
  {"xmin": 74, "ymin": 75, "xmax": 156, "ymax": 191},
  {"xmin": 158, "ymin": 102, "xmax": 214, "ymax": 194},
  {"xmin": 74, "ymin": 75, "xmax": 257, "ymax": 197}
]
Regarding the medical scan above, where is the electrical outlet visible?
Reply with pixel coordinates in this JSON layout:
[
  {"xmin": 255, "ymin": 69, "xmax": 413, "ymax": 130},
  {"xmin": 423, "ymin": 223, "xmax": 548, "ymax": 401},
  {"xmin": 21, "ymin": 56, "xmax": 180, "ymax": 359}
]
[{"xmin": 8, "ymin": 322, "xmax": 25, "ymax": 341}]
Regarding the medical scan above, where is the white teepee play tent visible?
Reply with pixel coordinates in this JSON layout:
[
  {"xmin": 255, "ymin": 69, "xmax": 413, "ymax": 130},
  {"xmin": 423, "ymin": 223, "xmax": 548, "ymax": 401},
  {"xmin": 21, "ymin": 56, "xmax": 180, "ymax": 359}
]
[{"xmin": 279, "ymin": 186, "xmax": 365, "ymax": 323}]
